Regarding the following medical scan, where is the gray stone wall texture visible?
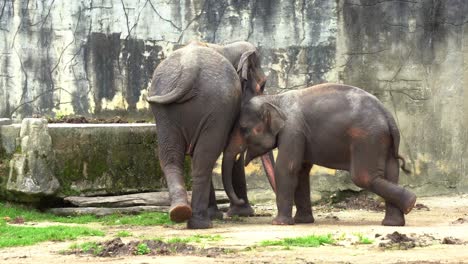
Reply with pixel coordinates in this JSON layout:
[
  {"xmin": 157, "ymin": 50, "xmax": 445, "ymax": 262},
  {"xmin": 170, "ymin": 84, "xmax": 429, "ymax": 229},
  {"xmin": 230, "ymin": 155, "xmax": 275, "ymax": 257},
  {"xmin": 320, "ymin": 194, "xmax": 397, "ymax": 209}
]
[{"xmin": 0, "ymin": 0, "xmax": 467, "ymax": 197}]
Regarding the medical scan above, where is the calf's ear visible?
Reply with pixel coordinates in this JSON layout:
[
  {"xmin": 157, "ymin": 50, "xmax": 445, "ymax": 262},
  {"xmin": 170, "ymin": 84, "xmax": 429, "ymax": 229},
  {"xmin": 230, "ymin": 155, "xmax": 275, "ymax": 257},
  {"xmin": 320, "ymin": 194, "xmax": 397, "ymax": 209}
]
[{"xmin": 261, "ymin": 102, "xmax": 286, "ymax": 135}]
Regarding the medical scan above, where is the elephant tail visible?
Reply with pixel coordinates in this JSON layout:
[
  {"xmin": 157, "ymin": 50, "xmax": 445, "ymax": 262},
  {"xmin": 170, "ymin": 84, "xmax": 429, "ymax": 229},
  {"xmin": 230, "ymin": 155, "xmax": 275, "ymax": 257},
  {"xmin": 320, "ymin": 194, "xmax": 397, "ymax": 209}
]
[
  {"xmin": 146, "ymin": 64, "xmax": 198, "ymax": 104},
  {"xmin": 397, "ymin": 154, "xmax": 411, "ymax": 174},
  {"xmin": 382, "ymin": 107, "xmax": 411, "ymax": 174}
]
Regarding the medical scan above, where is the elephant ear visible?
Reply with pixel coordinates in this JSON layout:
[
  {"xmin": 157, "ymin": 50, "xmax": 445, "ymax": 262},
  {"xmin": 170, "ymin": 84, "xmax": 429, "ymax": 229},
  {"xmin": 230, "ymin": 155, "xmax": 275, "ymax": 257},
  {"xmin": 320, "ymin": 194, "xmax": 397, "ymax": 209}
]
[
  {"xmin": 261, "ymin": 102, "xmax": 286, "ymax": 135},
  {"xmin": 237, "ymin": 49, "xmax": 258, "ymax": 81}
]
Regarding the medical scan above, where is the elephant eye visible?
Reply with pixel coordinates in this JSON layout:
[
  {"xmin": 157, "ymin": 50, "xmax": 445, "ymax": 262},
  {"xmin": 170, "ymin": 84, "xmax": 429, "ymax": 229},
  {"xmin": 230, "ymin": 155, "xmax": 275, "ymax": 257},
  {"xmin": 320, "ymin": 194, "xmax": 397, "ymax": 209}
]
[
  {"xmin": 253, "ymin": 124, "xmax": 263, "ymax": 134},
  {"xmin": 259, "ymin": 81, "xmax": 266, "ymax": 93},
  {"xmin": 240, "ymin": 126, "xmax": 249, "ymax": 135}
]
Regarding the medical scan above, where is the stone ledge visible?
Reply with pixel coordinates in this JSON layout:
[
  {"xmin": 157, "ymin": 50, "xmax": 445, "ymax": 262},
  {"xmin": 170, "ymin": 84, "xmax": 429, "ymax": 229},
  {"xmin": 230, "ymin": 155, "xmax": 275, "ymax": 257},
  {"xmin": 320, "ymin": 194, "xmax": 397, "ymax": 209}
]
[
  {"xmin": 0, "ymin": 119, "xmax": 168, "ymax": 202},
  {"xmin": 0, "ymin": 118, "xmax": 12, "ymax": 126}
]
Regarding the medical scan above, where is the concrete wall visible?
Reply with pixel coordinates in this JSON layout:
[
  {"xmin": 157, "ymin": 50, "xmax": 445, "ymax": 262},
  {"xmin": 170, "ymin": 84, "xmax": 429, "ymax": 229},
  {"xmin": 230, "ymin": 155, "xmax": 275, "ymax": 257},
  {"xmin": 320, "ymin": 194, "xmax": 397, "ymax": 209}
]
[{"xmin": 0, "ymin": 0, "xmax": 467, "ymax": 197}]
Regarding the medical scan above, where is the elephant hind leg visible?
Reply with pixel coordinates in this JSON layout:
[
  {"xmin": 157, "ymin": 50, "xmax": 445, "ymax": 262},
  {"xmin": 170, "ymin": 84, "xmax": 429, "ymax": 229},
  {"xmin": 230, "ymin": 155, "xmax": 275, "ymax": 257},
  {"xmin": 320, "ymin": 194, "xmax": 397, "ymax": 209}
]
[
  {"xmin": 294, "ymin": 163, "xmax": 314, "ymax": 224},
  {"xmin": 350, "ymin": 142, "xmax": 416, "ymax": 220},
  {"xmin": 382, "ymin": 152, "xmax": 406, "ymax": 226},
  {"xmin": 187, "ymin": 130, "xmax": 227, "ymax": 229},
  {"xmin": 158, "ymin": 130, "xmax": 191, "ymax": 223}
]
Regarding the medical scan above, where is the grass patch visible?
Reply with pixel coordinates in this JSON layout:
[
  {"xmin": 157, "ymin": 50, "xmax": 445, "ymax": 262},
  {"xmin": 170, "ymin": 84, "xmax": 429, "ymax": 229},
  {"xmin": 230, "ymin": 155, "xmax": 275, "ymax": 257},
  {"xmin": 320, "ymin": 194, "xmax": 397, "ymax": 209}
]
[
  {"xmin": 100, "ymin": 213, "xmax": 172, "ymax": 226},
  {"xmin": 69, "ymin": 242, "xmax": 104, "ymax": 255},
  {"xmin": 0, "ymin": 202, "xmax": 173, "ymax": 226},
  {"xmin": 355, "ymin": 233, "xmax": 374, "ymax": 245},
  {"xmin": 135, "ymin": 243, "xmax": 151, "ymax": 255},
  {"xmin": 0, "ymin": 223, "xmax": 104, "ymax": 248},
  {"xmin": 116, "ymin": 230, "xmax": 132, "ymax": 237},
  {"xmin": 260, "ymin": 234, "xmax": 334, "ymax": 248},
  {"xmin": 165, "ymin": 234, "xmax": 224, "ymax": 244}
]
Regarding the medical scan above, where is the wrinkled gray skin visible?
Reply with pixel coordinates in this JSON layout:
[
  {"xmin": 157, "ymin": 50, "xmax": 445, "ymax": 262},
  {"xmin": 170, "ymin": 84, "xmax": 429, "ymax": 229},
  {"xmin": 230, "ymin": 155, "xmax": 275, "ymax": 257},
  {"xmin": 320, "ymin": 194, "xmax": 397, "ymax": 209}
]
[
  {"xmin": 236, "ymin": 83, "xmax": 417, "ymax": 226},
  {"xmin": 147, "ymin": 41, "xmax": 269, "ymax": 229}
]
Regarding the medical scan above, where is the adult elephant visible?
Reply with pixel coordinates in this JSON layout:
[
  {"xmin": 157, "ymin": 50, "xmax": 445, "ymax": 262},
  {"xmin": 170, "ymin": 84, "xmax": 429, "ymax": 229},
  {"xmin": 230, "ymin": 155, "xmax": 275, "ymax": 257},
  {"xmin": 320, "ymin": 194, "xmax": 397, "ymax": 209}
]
[{"xmin": 146, "ymin": 41, "xmax": 275, "ymax": 229}]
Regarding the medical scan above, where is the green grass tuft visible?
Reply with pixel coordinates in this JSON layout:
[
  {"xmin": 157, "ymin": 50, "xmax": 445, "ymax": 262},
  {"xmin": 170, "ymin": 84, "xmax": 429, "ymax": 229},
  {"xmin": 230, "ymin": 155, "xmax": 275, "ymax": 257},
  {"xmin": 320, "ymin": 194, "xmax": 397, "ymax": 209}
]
[
  {"xmin": 165, "ymin": 234, "xmax": 223, "ymax": 244},
  {"xmin": 100, "ymin": 212, "xmax": 172, "ymax": 226},
  {"xmin": 0, "ymin": 223, "xmax": 104, "ymax": 248},
  {"xmin": 116, "ymin": 230, "xmax": 132, "ymax": 237},
  {"xmin": 260, "ymin": 234, "xmax": 334, "ymax": 247},
  {"xmin": 354, "ymin": 233, "xmax": 374, "ymax": 245},
  {"xmin": 69, "ymin": 242, "xmax": 104, "ymax": 255},
  {"xmin": 194, "ymin": 234, "xmax": 223, "ymax": 241},
  {"xmin": 135, "ymin": 243, "xmax": 151, "ymax": 255}
]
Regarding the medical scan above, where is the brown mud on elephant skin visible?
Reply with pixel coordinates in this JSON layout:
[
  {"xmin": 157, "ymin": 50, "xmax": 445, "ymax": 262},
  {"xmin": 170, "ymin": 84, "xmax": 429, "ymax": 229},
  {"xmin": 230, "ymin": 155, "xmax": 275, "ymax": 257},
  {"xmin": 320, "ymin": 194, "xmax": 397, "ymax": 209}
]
[
  {"xmin": 239, "ymin": 83, "xmax": 417, "ymax": 227},
  {"xmin": 147, "ymin": 41, "xmax": 269, "ymax": 229}
]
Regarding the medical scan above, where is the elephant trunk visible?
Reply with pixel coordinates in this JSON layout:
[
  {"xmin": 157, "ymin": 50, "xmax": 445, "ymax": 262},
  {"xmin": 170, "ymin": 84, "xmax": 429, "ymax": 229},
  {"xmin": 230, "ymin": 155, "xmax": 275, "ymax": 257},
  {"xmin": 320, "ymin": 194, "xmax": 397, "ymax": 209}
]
[
  {"xmin": 246, "ymin": 149, "xmax": 277, "ymax": 193},
  {"xmin": 261, "ymin": 151, "xmax": 276, "ymax": 193},
  {"xmin": 222, "ymin": 150, "xmax": 245, "ymax": 206}
]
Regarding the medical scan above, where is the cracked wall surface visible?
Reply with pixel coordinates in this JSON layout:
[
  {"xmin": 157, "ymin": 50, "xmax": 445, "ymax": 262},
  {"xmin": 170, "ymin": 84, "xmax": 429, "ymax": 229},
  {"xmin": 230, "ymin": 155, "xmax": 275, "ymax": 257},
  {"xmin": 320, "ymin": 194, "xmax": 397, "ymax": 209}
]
[
  {"xmin": 0, "ymin": 0, "xmax": 467, "ymax": 195},
  {"xmin": 0, "ymin": 0, "xmax": 337, "ymax": 119}
]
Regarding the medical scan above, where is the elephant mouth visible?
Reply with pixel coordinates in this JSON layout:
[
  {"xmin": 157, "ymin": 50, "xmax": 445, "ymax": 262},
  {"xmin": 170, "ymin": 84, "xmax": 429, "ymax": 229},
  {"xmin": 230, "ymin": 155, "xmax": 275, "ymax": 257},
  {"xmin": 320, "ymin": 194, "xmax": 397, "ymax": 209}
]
[{"xmin": 245, "ymin": 150, "xmax": 277, "ymax": 193}]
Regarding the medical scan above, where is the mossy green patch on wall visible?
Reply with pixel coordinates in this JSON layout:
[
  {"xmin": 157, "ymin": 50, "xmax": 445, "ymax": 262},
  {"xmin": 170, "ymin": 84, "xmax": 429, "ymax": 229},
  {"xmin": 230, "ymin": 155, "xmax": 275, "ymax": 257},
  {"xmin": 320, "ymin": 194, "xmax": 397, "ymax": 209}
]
[
  {"xmin": 50, "ymin": 125, "xmax": 162, "ymax": 196},
  {"xmin": 46, "ymin": 124, "xmax": 192, "ymax": 197},
  {"xmin": 0, "ymin": 123, "xmax": 194, "ymax": 201}
]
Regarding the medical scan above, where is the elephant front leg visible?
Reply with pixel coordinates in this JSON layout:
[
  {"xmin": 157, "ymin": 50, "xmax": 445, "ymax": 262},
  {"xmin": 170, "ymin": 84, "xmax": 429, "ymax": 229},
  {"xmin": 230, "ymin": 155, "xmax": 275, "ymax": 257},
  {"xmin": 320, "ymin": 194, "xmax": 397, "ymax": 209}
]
[
  {"xmin": 272, "ymin": 136, "xmax": 306, "ymax": 225},
  {"xmin": 294, "ymin": 163, "xmax": 314, "ymax": 224},
  {"xmin": 272, "ymin": 164, "xmax": 297, "ymax": 225}
]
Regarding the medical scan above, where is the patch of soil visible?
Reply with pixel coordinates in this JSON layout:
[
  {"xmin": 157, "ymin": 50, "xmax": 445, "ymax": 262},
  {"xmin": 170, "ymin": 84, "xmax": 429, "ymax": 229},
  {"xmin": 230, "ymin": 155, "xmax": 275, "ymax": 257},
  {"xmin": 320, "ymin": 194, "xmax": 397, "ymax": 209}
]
[
  {"xmin": 2, "ymin": 216, "xmax": 25, "ymax": 224},
  {"xmin": 325, "ymin": 214, "xmax": 340, "ymax": 221},
  {"xmin": 452, "ymin": 217, "xmax": 467, "ymax": 224},
  {"xmin": 414, "ymin": 203, "xmax": 430, "ymax": 211},
  {"xmin": 442, "ymin": 237, "xmax": 466, "ymax": 245},
  {"xmin": 69, "ymin": 238, "xmax": 230, "ymax": 258},
  {"xmin": 331, "ymin": 192, "xmax": 384, "ymax": 211},
  {"xmin": 378, "ymin": 232, "xmax": 440, "ymax": 250},
  {"xmin": 10, "ymin": 217, "xmax": 25, "ymax": 224},
  {"xmin": 253, "ymin": 212, "xmax": 273, "ymax": 217}
]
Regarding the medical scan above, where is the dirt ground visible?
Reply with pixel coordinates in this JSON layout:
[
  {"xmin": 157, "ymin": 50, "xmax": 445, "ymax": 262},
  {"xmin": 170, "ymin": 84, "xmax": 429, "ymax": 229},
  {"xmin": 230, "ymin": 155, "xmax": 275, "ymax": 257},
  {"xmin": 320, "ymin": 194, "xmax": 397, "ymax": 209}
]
[{"xmin": 2, "ymin": 195, "xmax": 468, "ymax": 264}]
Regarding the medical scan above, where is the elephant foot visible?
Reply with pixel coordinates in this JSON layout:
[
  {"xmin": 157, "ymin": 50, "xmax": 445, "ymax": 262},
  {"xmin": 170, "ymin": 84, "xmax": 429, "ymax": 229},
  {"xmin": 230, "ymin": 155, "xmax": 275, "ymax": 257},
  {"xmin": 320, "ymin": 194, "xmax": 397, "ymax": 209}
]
[
  {"xmin": 227, "ymin": 203, "xmax": 254, "ymax": 217},
  {"xmin": 382, "ymin": 215, "xmax": 405, "ymax": 226},
  {"xmin": 207, "ymin": 206, "xmax": 224, "ymax": 220},
  {"xmin": 294, "ymin": 213, "xmax": 315, "ymax": 224},
  {"xmin": 382, "ymin": 203, "xmax": 405, "ymax": 226},
  {"xmin": 403, "ymin": 191, "xmax": 417, "ymax": 214},
  {"xmin": 272, "ymin": 215, "xmax": 294, "ymax": 225},
  {"xmin": 169, "ymin": 203, "xmax": 192, "ymax": 223},
  {"xmin": 187, "ymin": 213, "xmax": 213, "ymax": 229}
]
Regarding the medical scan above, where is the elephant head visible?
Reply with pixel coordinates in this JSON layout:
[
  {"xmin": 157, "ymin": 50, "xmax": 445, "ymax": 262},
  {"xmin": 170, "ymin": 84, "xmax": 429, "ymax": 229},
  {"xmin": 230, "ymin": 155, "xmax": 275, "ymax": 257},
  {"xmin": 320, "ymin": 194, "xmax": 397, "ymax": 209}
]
[
  {"xmin": 240, "ymin": 99, "xmax": 286, "ymax": 166},
  {"xmin": 221, "ymin": 96, "xmax": 284, "ymax": 205},
  {"xmin": 202, "ymin": 41, "xmax": 267, "ymax": 104}
]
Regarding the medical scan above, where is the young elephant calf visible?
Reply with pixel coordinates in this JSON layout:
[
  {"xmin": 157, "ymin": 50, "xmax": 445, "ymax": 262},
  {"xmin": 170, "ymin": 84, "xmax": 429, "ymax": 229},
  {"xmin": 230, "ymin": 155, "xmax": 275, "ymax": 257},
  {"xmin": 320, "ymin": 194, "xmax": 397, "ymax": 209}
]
[{"xmin": 238, "ymin": 83, "xmax": 417, "ymax": 226}]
